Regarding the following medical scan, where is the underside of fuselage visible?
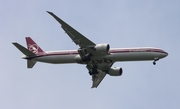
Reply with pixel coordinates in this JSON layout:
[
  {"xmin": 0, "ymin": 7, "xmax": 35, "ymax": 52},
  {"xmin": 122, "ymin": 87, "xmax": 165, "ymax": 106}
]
[{"xmin": 31, "ymin": 49, "xmax": 167, "ymax": 65}]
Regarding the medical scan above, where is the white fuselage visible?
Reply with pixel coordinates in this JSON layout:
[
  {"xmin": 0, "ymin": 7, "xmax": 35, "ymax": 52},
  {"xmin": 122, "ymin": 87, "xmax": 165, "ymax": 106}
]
[{"xmin": 26, "ymin": 47, "xmax": 168, "ymax": 65}]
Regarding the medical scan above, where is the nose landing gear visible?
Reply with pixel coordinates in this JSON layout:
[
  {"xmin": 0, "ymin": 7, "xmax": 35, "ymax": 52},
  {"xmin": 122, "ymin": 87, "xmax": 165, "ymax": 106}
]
[{"xmin": 153, "ymin": 57, "xmax": 159, "ymax": 65}]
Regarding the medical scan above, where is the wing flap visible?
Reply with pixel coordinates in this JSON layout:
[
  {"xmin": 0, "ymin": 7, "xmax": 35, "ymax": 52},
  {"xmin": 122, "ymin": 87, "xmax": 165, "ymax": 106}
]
[{"xmin": 91, "ymin": 70, "xmax": 106, "ymax": 88}]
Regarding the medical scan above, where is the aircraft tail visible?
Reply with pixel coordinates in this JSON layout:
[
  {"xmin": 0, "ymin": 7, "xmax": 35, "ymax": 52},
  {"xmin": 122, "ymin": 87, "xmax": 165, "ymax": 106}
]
[{"xmin": 12, "ymin": 37, "xmax": 44, "ymax": 68}]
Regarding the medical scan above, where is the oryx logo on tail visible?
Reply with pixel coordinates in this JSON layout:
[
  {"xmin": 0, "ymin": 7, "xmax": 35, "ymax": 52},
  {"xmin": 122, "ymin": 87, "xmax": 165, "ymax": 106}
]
[
  {"xmin": 28, "ymin": 44, "xmax": 39, "ymax": 54},
  {"xmin": 26, "ymin": 37, "xmax": 44, "ymax": 55}
]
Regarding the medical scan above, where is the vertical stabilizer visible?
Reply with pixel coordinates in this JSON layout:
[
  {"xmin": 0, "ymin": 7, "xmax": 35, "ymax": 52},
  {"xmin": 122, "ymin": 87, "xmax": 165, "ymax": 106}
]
[{"xmin": 26, "ymin": 37, "xmax": 44, "ymax": 55}]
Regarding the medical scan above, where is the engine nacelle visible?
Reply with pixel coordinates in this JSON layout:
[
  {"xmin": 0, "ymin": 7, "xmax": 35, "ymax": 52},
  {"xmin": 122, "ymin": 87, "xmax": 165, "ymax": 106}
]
[
  {"xmin": 108, "ymin": 67, "xmax": 123, "ymax": 76},
  {"xmin": 94, "ymin": 44, "xmax": 110, "ymax": 53}
]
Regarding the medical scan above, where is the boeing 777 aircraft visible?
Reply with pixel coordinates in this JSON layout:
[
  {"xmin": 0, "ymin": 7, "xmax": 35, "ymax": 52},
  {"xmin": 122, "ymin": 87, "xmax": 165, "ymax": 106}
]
[{"xmin": 13, "ymin": 11, "xmax": 168, "ymax": 88}]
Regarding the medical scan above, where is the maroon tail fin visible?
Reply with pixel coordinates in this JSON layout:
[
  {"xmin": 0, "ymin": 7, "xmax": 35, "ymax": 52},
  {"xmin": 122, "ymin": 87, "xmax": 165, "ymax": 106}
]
[{"xmin": 26, "ymin": 37, "xmax": 44, "ymax": 55}]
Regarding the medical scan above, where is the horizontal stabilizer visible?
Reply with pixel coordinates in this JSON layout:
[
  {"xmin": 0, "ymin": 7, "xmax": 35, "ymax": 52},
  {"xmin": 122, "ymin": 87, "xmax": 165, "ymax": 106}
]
[
  {"xmin": 27, "ymin": 60, "xmax": 37, "ymax": 68},
  {"xmin": 12, "ymin": 42, "xmax": 35, "ymax": 56}
]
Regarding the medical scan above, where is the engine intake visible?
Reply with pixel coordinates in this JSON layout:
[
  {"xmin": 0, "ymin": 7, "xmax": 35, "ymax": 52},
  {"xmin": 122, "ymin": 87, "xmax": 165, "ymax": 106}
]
[
  {"xmin": 94, "ymin": 44, "xmax": 110, "ymax": 53},
  {"xmin": 108, "ymin": 67, "xmax": 123, "ymax": 76}
]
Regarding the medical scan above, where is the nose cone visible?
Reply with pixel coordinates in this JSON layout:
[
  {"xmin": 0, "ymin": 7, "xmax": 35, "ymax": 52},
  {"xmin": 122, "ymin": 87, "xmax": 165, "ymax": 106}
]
[
  {"xmin": 162, "ymin": 50, "xmax": 168, "ymax": 58},
  {"xmin": 153, "ymin": 48, "xmax": 168, "ymax": 59}
]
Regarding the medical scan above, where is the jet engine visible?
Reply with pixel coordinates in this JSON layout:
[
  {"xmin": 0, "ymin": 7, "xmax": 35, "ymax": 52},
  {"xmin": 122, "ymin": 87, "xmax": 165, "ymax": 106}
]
[
  {"xmin": 94, "ymin": 44, "xmax": 110, "ymax": 53},
  {"xmin": 108, "ymin": 67, "xmax": 123, "ymax": 76}
]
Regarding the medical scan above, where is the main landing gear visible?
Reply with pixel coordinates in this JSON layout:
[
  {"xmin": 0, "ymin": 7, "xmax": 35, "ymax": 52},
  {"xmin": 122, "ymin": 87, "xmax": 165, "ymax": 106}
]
[
  {"xmin": 78, "ymin": 48, "xmax": 98, "ymax": 75},
  {"xmin": 78, "ymin": 48, "xmax": 92, "ymax": 63},
  {"xmin": 82, "ymin": 53, "xmax": 91, "ymax": 62},
  {"xmin": 86, "ymin": 64, "xmax": 98, "ymax": 75},
  {"xmin": 153, "ymin": 57, "xmax": 159, "ymax": 65},
  {"xmin": 89, "ymin": 68, "xmax": 98, "ymax": 75}
]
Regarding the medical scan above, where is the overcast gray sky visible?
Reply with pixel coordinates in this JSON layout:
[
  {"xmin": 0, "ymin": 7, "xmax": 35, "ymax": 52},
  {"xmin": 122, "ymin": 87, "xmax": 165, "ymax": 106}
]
[{"xmin": 1, "ymin": 0, "xmax": 179, "ymax": 109}]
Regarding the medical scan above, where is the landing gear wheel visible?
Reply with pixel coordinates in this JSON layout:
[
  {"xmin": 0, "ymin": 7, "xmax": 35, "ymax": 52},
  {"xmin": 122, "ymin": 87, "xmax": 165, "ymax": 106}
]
[
  {"xmin": 81, "ymin": 53, "xmax": 92, "ymax": 62},
  {"xmin": 153, "ymin": 57, "xmax": 159, "ymax": 65},
  {"xmin": 89, "ymin": 69, "xmax": 98, "ymax": 75},
  {"xmin": 82, "ymin": 56, "xmax": 90, "ymax": 62},
  {"xmin": 89, "ymin": 71, "xmax": 92, "ymax": 75}
]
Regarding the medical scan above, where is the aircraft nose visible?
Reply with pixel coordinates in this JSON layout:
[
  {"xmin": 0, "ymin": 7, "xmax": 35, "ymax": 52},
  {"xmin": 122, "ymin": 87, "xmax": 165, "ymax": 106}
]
[{"xmin": 162, "ymin": 51, "xmax": 168, "ymax": 57}]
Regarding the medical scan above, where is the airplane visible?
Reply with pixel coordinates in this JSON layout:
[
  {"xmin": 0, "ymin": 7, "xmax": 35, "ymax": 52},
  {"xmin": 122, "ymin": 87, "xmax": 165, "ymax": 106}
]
[{"xmin": 12, "ymin": 11, "xmax": 168, "ymax": 88}]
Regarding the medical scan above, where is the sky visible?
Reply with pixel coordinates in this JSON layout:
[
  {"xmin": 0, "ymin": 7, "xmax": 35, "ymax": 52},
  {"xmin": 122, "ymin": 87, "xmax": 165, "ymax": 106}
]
[{"xmin": 0, "ymin": 0, "xmax": 180, "ymax": 109}]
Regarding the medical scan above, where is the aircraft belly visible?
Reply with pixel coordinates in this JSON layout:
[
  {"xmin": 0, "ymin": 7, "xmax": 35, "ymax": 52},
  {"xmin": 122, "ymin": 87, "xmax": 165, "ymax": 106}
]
[
  {"xmin": 111, "ymin": 52, "xmax": 158, "ymax": 61},
  {"xmin": 33, "ymin": 52, "xmax": 162, "ymax": 64},
  {"xmin": 34, "ymin": 55, "xmax": 77, "ymax": 64}
]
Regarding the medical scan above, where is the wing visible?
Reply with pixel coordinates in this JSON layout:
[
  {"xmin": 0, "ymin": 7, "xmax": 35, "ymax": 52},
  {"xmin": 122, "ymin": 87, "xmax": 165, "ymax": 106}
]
[
  {"xmin": 47, "ymin": 11, "xmax": 95, "ymax": 48},
  {"xmin": 87, "ymin": 63, "xmax": 114, "ymax": 88},
  {"xmin": 91, "ymin": 70, "xmax": 106, "ymax": 88},
  {"xmin": 47, "ymin": 11, "xmax": 109, "ymax": 57},
  {"xmin": 47, "ymin": 11, "xmax": 112, "ymax": 88}
]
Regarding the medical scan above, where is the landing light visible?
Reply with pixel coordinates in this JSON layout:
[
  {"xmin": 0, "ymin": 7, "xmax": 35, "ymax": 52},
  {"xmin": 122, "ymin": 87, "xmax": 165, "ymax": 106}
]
[{"xmin": 21, "ymin": 55, "xmax": 27, "ymax": 59}]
